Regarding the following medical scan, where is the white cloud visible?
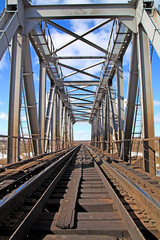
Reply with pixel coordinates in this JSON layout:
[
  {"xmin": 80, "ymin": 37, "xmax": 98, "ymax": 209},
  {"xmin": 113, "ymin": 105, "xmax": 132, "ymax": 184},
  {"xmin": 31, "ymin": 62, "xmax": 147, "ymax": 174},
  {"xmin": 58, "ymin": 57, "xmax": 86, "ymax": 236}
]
[
  {"xmin": 0, "ymin": 101, "xmax": 4, "ymax": 105},
  {"xmin": 154, "ymin": 100, "xmax": 160, "ymax": 106},
  {"xmin": 33, "ymin": 55, "xmax": 39, "ymax": 66},
  {"xmin": 0, "ymin": 53, "xmax": 8, "ymax": 71},
  {"xmin": 21, "ymin": 115, "xmax": 26, "ymax": 121},
  {"xmin": 0, "ymin": 112, "xmax": 8, "ymax": 120},
  {"xmin": 34, "ymin": 72, "xmax": 39, "ymax": 82},
  {"xmin": 154, "ymin": 0, "xmax": 160, "ymax": 10},
  {"xmin": 74, "ymin": 130, "xmax": 90, "ymax": 140},
  {"xmin": 32, "ymin": 0, "xmax": 128, "ymax": 4},
  {"xmin": 123, "ymin": 71, "xmax": 129, "ymax": 82},
  {"xmin": 50, "ymin": 19, "xmax": 112, "ymax": 78},
  {"xmin": 123, "ymin": 42, "xmax": 131, "ymax": 66},
  {"xmin": 124, "ymin": 98, "xmax": 127, "ymax": 109},
  {"xmin": 76, "ymin": 130, "xmax": 85, "ymax": 134},
  {"xmin": 0, "ymin": 130, "xmax": 7, "ymax": 135},
  {"xmin": 63, "ymin": 0, "xmax": 92, "ymax": 3},
  {"xmin": 155, "ymin": 112, "xmax": 160, "ymax": 123},
  {"xmin": 32, "ymin": 0, "xmax": 62, "ymax": 4}
]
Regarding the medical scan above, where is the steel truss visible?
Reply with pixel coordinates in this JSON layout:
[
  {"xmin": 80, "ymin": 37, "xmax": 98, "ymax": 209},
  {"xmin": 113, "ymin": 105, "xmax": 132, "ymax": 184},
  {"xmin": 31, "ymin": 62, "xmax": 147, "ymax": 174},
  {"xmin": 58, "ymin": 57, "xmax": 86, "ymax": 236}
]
[{"xmin": 0, "ymin": 0, "xmax": 160, "ymax": 175}]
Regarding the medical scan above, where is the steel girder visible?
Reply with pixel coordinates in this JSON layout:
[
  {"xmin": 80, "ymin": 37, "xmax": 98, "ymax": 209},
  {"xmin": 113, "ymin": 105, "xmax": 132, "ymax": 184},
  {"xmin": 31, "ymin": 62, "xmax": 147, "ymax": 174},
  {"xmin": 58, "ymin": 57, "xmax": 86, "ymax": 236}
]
[
  {"xmin": 23, "ymin": 35, "xmax": 41, "ymax": 156},
  {"xmin": 0, "ymin": 0, "xmax": 159, "ymax": 173},
  {"xmin": 122, "ymin": 34, "xmax": 139, "ymax": 161},
  {"xmin": 39, "ymin": 61, "xmax": 46, "ymax": 153},
  {"xmin": 45, "ymin": 85, "xmax": 55, "ymax": 153},
  {"xmin": 116, "ymin": 59, "xmax": 124, "ymax": 141},
  {"xmin": 138, "ymin": 24, "xmax": 155, "ymax": 174},
  {"xmin": 89, "ymin": 22, "xmax": 131, "ymax": 123},
  {"xmin": 25, "ymin": 3, "xmax": 136, "ymax": 20},
  {"xmin": 7, "ymin": 26, "xmax": 23, "ymax": 163}
]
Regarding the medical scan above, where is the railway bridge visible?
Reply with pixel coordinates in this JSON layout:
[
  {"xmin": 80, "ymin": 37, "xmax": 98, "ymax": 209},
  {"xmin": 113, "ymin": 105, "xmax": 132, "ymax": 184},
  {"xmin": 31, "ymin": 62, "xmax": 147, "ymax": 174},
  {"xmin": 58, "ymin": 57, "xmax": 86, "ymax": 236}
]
[{"xmin": 0, "ymin": 0, "xmax": 160, "ymax": 239}]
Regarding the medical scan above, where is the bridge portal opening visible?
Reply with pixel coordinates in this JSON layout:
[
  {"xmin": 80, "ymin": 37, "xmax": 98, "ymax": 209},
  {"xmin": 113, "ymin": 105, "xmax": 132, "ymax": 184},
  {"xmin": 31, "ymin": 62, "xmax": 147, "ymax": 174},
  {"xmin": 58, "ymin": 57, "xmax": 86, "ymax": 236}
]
[{"xmin": 73, "ymin": 122, "xmax": 91, "ymax": 142}]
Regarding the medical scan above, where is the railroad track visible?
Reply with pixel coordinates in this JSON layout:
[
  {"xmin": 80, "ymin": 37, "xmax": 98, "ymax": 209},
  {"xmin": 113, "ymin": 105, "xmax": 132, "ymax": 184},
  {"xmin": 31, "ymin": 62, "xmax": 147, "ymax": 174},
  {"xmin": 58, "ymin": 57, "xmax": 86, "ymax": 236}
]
[
  {"xmin": 89, "ymin": 146, "xmax": 160, "ymax": 206},
  {"xmin": 0, "ymin": 148, "xmax": 72, "ymax": 199},
  {"xmin": 0, "ymin": 145, "xmax": 159, "ymax": 240}
]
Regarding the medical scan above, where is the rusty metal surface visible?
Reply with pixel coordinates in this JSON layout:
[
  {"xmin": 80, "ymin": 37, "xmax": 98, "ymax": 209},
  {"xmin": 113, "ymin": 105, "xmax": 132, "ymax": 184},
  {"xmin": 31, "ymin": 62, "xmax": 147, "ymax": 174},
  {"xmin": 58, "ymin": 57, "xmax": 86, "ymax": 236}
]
[
  {"xmin": 87, "ymin": 145, "xmax": 160, "ymax": 238},
  {"xmin": 0, "ymin": 148, "xmax": 72, "ymax": 199},
  {"xmin": 0, "ymin": 146, "xmax": 79, "ymax": 230},
  {"xmin": 90, "ymin": 146, "xmax": 160, "ymax": 201},
  {"xmin": 0, "ymin": 145, "xmax": 160, "ymax": 240}
]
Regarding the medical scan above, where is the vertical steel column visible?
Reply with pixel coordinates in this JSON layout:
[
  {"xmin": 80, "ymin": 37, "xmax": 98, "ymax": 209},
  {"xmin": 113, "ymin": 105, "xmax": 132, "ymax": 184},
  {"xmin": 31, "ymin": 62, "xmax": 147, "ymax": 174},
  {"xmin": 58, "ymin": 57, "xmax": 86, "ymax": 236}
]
[
  {"xmin": 98, "ymin": 108, "xmax": 101, "ymax": 148},
  {"xmin": 102, "ymin": 95, "xmax": 107, "ymax": 150},
  {"xmin": 67, "ymin": 114, "xmax": 70, "ymax": 147},
  {"xmin": 91, "ymin": 123, "xmax": 94, "ymax": 146},
  {"xmin": 99, "ymin": 101, "xmax": 103, "ymax": 149},
  {"xmin": 116, "ymin": 59, "xmax": 124, "ymax": 140},
  {"xmin": 8, "ymin": 26, "xmax": 23, "ymax": 163},
  {"xmin": 56, "ymin": 94, "xmax": 60, "ymax": 150},
  {"xmin": 64, "ymin": 109, "xmax": 68, "ymax": 148},
  {"xmin": 61, "ymin": 106, "xmax": 65, "ymax": 149},
  {"xmin": 52, "ymin": 91, "xmax": 57, "ymax": 151},
  {"xmin": 138, "ymin": 24, "xmax": 155, "ymax": 174},
  {"xmin": 23, "ymin": 35, "xmax": 41, "ymax": 156},
  {"xmin": 95, "ymin": 112, "xmax": 98, "ymax": 148},
  {"xmin": 97, "ymin": 112, "xmax": 99, "ymax": 148},
  {"xmin": 108, "ymin": 89, "xmax": 113, "ymax": 153},
  {"xmin": 108, "ymin": 86, "xmax": 118, "ymax": 142},
  {"xmin": 91, "ymin": 121, "xmax": 94, "ymax": 146},
  {"xmin": 121, "ymin": 34, "xmax": 139, "ymax": 161},
  {"xmin": 71, "ymin": 119, "xmax": 74, "ymax": 145},
  {"xmin": 93, "ymin": 118, "xmax": 96, "ymax": 147},
  {"xmin": 39, "ymin": 61, "xmax": 46, "ymax": 153},
  {"xmin": 103, "ymin": 91, "xmax": 108, "ymax": 151},
  {"xmin": 45, "ymin": 85, "xmax": 55, "ymax": 152},
  {"xmin": 68, "ymin": 115, "xmax": 71, "ymax": 147},
  {"xmin": 59, "ymin": 98, "xmax": 63, "ymax": 149},
  {"xmin": 105, "ymin": 91, "xmax": 110, "ymax": 152}
]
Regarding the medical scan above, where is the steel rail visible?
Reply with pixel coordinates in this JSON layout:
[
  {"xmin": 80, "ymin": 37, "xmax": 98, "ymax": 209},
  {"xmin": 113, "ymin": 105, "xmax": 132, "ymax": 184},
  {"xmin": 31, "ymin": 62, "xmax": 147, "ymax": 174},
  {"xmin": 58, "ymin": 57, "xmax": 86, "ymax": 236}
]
[
  {"xmin": 1, "ymin": 144, "xmax": 159, "ymax": 239},
  {"xmin": 0, "ymin": 146, "xmax": 80, "ymax": 226},
  {"xmin": 91, "ymin": 146, "xmax": 160, "ymax": 200},
  {"xmin": 8, "ymin": 145, "xmax": 80, "ymax": 240},
  {"xmin": 85, "ymin": 145, "xmax": 146, "ymax": 240},
  {"xmin": 86, "ymin": 145, "xmax": 160, "ymax": 232},
  {"xmin": 0, "ymin": 147, "xmax": 69, "ymax": 172},
  {"xmin": 0, "ymin": 148, "xmax": 72, "ymax": 199},
  {"xmin": 10, "ymin": 144, "xmax": 131, "ymax": 239}
]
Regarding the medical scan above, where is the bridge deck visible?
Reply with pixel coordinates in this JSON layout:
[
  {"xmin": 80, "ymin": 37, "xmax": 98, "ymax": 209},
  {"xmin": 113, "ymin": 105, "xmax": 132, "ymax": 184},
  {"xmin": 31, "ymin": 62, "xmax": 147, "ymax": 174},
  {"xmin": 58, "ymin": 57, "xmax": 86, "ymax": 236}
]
[{"xmin": 0, "ymin": 145, "xmax": 160, "ymax": 240}]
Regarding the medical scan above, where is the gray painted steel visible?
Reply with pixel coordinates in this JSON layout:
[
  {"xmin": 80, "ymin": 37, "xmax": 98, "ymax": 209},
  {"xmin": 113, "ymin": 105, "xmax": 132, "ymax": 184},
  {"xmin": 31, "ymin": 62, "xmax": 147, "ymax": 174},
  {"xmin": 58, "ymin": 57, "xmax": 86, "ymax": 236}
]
[
  {"xmin": 0, "ymin": 0, "xmax": 159, "ymax": 174},
  {"xmin": 7, "ymin": 27, "xmax": 23, "ymax": 163}
]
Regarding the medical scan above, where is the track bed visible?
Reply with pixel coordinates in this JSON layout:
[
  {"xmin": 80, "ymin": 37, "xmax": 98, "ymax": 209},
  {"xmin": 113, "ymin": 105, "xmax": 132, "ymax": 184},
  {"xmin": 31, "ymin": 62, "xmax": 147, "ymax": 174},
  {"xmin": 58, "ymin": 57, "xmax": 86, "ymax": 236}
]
[{"xmin": 0, "ymin": 145, "xmax": 159, "ymax": 240}]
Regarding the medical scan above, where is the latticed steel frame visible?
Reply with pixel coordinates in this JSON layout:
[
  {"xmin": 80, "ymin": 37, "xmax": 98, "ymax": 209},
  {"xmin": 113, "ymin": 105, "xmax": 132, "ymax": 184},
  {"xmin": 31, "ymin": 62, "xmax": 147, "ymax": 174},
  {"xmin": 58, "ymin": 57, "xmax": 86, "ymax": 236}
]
[{"xmin": 0, "ymin": 0, "xmax": 159, "ymax": 174}]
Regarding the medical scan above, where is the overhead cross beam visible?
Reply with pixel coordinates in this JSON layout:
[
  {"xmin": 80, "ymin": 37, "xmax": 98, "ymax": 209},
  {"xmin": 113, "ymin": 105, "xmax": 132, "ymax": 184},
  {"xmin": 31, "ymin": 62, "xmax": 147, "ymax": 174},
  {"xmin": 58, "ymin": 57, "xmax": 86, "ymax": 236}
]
[
  {"xmin": 72, "ymin": 103, "xmax": 93, "ymax": 106},
  {"xmin": 72, "ymin": 110, "xmax": 91, "ymax": 114},
  {"xmin": 25, "ymin": 3, "xmax": 136, "ymax": 19},
  {"xmin": 71, "ymin": 99, "xmax": 93, "ymax": 104},
  {"xmin": 70, "ymin": 95, "xmax": 94, "ymax": 102},
  {"xmin": 60, "ymin": 61, "xmax": 103, "ymax": 79},
  {"xmin": 67, "ymin": 85, "xmax": 96, "ymax": 94},
  {"xmin": 70, "ymin": 94, "xmax": 95, "ymax": 96},
  {"xmin": 63, "ymin": 81, "xmax": 99, "ymax": 86},
  {"xmin": 54, "ymin": 19, "xmax": 112, "ymax": 53},
  {"xmin": 2, "ymin": 0, "xmax": 159, "ymax": 176},
  {"xmin": 57, "ymin": 56, "xmax": 106, "ymax": 59},
  {"xmin": 73, "ymin": 106, "xmax": 92, "ymax": 110},
  {"xmin": 46, "ymin": 20, "xmax": 108, "ymax": 54}
]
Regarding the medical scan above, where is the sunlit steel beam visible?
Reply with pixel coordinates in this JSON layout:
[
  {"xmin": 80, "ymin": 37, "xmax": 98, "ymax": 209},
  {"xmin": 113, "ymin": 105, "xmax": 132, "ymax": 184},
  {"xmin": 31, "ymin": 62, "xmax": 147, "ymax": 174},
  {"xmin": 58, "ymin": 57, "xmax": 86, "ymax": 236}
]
[
  {"xmin": 54, "ymin": 19, "xmax": 112, "ymax": 53},
  {"xmin": 46, "ymin": 20, "xmax": 108, "ymax": 54}
]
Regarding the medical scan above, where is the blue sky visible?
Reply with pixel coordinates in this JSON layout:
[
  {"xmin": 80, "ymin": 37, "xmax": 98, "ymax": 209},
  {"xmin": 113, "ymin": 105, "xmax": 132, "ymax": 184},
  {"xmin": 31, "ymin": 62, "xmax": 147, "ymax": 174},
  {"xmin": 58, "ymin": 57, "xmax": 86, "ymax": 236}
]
[{"xmin": 0, "ymin": 0, "xmax": 160, "ymax": 140}]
